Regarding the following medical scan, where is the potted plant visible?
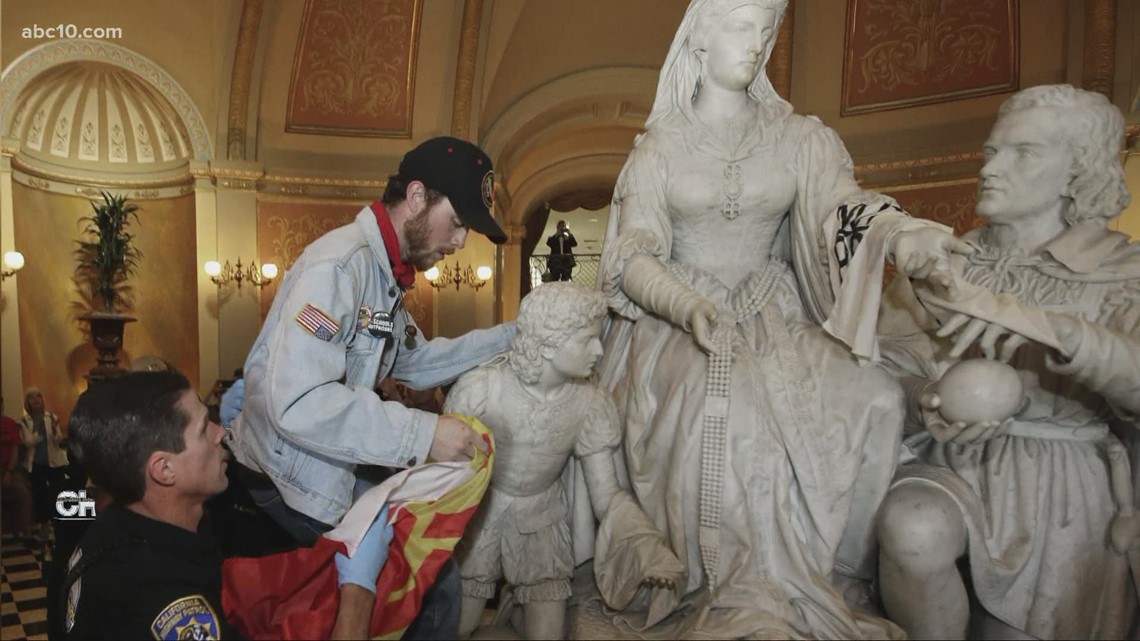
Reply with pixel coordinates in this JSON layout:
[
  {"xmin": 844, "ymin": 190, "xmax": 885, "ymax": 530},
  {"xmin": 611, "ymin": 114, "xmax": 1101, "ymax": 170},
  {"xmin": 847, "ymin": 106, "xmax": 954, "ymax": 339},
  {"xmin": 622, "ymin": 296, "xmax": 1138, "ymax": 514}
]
[{"xmin": 74, "ymin": 191, "xmax": 142, "ymax": 379}]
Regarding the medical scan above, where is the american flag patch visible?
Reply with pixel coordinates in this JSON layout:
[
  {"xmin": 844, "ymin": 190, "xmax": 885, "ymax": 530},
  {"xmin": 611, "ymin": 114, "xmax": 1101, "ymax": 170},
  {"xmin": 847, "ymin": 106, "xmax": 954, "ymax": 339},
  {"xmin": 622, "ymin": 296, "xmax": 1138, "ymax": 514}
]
[{"xmin": 295, "ymin": 304, "xmax": 340, "ymax": 341}]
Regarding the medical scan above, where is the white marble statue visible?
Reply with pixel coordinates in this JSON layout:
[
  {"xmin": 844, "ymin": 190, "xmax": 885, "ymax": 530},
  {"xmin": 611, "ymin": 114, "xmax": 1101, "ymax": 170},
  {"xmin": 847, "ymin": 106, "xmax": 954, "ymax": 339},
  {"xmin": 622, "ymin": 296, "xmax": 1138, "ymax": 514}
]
[
  {"xmin": 446, "ymin": 282, "xmax": 683, "ymax": 640},
  {"xmin": 876, "ymin": 84, "xmax": 1140, "ymax": 640},
  {"xmin": 592, "ymin": 0, "xmax": 973, "ymax": 638}
]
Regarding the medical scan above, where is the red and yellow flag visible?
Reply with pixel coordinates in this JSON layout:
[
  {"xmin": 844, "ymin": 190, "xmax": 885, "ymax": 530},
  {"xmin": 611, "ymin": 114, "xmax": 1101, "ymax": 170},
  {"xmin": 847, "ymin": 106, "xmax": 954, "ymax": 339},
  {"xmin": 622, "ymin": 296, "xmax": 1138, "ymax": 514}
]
[{"xmin": 222, "ymin": 416, "xmax": 494, "ymax": 640}]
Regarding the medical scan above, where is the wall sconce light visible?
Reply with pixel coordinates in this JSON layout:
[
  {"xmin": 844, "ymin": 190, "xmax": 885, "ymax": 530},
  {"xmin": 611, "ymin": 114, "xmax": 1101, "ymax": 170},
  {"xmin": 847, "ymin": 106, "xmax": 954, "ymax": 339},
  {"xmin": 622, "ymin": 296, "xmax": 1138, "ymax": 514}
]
[
  {"xmin": 424, "ymin": 262, "xmax": 492, "ymax": 291},
  {"xmin": 204, "ymin": 258, "xmax": 278, "ymax": 288},
  {"xmin": 1, "ymin": 251, "xmax": 24, "ymax": 280}
]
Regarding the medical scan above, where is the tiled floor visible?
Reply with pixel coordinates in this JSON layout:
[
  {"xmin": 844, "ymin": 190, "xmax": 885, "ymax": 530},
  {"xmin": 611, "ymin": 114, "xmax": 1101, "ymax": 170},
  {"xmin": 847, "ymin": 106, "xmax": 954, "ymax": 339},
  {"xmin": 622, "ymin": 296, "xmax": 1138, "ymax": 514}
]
[{"xmin": 0, "ymin": 535, "xmax": 49, "ymax": 641}]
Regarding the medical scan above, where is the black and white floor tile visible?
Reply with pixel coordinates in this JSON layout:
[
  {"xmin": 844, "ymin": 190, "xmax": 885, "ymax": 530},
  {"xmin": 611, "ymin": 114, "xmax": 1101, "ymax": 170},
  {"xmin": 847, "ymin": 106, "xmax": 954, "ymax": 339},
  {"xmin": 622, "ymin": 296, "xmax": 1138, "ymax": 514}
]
[{"xmin": 0, "ymin": 535, "xmax": 49, "ymax": 641}]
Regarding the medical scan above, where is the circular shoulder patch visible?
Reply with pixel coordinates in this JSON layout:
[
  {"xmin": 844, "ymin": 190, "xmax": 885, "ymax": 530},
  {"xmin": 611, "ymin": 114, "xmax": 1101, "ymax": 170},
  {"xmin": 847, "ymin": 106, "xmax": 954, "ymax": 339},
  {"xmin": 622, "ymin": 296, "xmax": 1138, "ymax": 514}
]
[
  {"xmin": 151, "ymin": 595, "xmax": 220, "ymax": 640},
  {"xmin": 481, "ymin": 170, "xmax": 495, "ymax": 209}
]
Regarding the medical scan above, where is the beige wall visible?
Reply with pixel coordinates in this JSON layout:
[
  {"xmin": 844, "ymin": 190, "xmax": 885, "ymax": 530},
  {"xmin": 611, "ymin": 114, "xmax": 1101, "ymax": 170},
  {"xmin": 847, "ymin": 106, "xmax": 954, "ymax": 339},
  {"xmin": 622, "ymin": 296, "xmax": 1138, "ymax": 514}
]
[{"xmin": 11, "ymin": 183, "xmax": 198, "ymax": 421}]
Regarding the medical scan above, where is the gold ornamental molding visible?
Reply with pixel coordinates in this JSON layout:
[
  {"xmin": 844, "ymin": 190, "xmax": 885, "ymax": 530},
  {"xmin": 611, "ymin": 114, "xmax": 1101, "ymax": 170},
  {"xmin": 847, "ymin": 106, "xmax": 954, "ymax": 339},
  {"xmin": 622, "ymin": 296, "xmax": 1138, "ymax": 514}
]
[
  {"xmin": 451, "ymin": 0, "xmax": 485, "ymax": 139},
  {"xmin": 227, "ymin": 0, "xmax": 265, "ymax": 160},
  {"xmin": 1082, "ymin": 0, "xmax": 1116, "ymax": 99},
  {"xmin": 259, "ymin": 173, "xmax": 387, "ymax": 201},
  {"xmin": 1, "ymin": 40, "xmax": 212, "ymax": 160},
  {"xmin": 854, "ymin": 150, "xmax": 985, "ymax": 188},
  {"xmin": 11, "ymin": 163, "xmax": 193, "ymax": 200}
]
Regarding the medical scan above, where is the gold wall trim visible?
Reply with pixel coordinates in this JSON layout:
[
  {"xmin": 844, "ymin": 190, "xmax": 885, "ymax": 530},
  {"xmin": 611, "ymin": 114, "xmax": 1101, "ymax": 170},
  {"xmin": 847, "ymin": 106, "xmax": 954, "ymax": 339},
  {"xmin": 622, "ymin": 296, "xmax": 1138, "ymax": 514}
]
[
  {"xmin": 262, "ymin": 173, "xmax": 387, "ymax": 188},
  {"xmin": 1082, "ymin": 0, "xmax": 1116, "ymax": 99},
  {"xmin": 451, "ymin": 0, "xmax": 484, "ymax": 139},
  {"xmin": 856, "ymin": 151, "xmax": 984, "ymax": 173},
  {"xmin": 227, "ymin": 0, "xmax": 265, "ymax": 160},
  {"xmin": 11, "ymin": 156, "xmax": 192, "ymax": 191},
  {"xmin": 854, "ymin": 150, "xmax": 984, "ymax": 187},
  {"xmin": 12, "ymin": 166, "xmax": 193, "ymax": 200}
]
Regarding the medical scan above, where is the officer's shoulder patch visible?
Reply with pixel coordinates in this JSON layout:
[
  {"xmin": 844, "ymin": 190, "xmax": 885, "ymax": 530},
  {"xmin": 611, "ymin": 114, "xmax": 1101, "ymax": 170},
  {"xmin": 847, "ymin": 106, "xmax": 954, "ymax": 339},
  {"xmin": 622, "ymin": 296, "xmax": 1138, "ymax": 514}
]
[{"xmin": 150, "ymin": 594, "xmax": 220, "ymax": 640}]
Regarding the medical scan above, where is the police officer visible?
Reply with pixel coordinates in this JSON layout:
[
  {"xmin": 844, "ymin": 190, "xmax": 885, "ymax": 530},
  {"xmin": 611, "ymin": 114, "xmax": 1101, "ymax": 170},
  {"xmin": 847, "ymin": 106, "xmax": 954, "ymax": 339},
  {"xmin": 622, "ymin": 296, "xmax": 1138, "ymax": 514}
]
[{"xmin": 63, "ymin": 370, "xmax": 389, "ymax": 640}]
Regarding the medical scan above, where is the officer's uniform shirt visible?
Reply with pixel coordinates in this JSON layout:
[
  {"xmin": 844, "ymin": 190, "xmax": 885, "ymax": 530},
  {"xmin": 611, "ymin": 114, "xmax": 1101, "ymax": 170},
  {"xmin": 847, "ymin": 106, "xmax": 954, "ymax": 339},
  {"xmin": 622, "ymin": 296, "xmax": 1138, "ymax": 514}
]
[{"xmin": 65, "ymin": 503, "xmax": 239, "ymax": 640}]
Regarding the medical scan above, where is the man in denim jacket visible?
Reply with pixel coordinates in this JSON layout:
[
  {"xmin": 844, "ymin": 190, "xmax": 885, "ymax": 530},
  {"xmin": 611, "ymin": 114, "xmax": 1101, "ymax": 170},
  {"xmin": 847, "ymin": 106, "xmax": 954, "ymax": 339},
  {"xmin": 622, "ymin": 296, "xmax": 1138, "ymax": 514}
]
[{"xmin": 227, "ymin": 137, "xmax": 513, "ymax": 637}]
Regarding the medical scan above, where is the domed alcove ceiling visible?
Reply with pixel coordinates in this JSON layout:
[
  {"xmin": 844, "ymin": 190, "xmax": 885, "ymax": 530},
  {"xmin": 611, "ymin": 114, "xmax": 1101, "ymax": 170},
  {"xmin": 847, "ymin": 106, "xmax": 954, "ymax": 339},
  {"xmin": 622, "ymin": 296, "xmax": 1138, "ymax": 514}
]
[{"xmin": 6, "ymin": 61, "xmax": 192, "ymax": 179}]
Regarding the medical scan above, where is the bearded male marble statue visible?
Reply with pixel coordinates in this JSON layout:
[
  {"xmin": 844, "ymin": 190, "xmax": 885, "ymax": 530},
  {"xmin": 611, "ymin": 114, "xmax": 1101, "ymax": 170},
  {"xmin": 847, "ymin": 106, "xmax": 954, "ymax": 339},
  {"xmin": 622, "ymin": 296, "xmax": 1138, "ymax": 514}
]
[
  {"xmin": 877, "ymin": 84, "xmax": 1140, "ymax": 640},
  {"xmin": 445, "ymin": 282, "xmax": 682, "ymax": 640}
]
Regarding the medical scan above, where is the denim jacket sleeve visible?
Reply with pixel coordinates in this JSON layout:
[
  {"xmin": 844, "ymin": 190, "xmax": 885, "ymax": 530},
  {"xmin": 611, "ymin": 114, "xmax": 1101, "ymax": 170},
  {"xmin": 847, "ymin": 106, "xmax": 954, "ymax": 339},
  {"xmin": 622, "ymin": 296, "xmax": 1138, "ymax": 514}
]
[
  {"xmin": 261, "ymin": 258, "xmax": 437, "ymax": 467},
  {"xmin": 391, "ymin": 321, "xmax": 516, "ymax": 390}
]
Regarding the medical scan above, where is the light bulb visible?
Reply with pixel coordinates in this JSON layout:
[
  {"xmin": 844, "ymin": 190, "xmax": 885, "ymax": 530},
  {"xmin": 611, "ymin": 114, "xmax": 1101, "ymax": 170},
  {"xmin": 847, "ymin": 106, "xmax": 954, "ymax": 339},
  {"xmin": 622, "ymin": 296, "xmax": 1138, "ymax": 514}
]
[
  {"xmin": 424, "ymin": 267, "xmax": 440, "ymax": 281},
  {"xmin": 476, "ymin": 265, "xmax": 492, "ymax": 280},
  {"xmin": 3, "ymin": 251, "xmax": 25, "ymax": 270},
  {"xmin": 261, "ymin": 263, "xmax": 278, "ymax": 279},
  {"xmin": 204, "ymin": 261, "xmax": 222, "ymax": 277}
]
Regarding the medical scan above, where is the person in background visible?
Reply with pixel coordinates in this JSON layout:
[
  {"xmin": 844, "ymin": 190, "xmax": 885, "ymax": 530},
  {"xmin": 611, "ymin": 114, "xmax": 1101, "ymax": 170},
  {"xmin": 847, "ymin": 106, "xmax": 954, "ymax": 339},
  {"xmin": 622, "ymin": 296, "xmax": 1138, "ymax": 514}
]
[
  {"xmin": 545, "ymin": 220, "xmax": 577, "ymax": 281},
  {"xmin": 20, "ymin": 387, "xmax": 68, "ymax": 542},
  {"xmin": 64, "ymin": 370, "xmax": 391, "ymax": 640},
  {"xmin": 1, "ymin": 395, "xmax": 33, "ymax": 546}
]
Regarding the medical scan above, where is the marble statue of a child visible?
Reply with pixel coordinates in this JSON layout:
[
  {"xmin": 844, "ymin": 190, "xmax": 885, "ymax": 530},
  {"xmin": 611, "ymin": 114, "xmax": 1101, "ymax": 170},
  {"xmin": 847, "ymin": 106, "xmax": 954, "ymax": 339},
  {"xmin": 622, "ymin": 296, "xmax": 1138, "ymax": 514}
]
[{"xmin": 447, "ymin": 282, "xmax": 681, "ymax": 640}]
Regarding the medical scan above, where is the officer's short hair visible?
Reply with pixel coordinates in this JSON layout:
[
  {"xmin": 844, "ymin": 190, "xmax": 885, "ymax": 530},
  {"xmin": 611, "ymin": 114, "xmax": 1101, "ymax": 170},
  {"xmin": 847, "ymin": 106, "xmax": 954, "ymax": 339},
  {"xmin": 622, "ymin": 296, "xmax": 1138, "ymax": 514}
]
[{"xmin": 70, "ymin": 370, "xmax": 193, "ymax": 505}]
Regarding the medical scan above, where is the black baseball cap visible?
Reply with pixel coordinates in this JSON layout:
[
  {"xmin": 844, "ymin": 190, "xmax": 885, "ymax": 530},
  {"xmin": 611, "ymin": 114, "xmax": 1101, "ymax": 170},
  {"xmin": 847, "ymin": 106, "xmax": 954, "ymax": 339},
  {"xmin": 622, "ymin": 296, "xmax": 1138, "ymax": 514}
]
[{"xmin": 399, "ymin": 136, "xmax": 507, "ymax": 244}]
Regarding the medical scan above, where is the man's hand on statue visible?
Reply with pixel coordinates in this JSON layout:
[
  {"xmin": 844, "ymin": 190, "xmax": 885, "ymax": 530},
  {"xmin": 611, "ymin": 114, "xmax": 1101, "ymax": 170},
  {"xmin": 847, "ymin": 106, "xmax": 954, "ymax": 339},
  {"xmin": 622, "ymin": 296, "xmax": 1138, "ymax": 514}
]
[
  {"xmin": 891, "ymin": 227, "xmax": 975, "ymax": 299},
  {"xmin": 428, "ymin": 415, "xmax": 489, "ymax": 463},
  {"xmin": 936, "ymin": 312, "xmax": 1029, "ymax": 361},
  {"xmin": 688, "ymin": 299, "xmax": 720, "ymax": 354},
  {"xmin": 918, "ymin": 390, "xmax": 1012, "ymax": 444}
]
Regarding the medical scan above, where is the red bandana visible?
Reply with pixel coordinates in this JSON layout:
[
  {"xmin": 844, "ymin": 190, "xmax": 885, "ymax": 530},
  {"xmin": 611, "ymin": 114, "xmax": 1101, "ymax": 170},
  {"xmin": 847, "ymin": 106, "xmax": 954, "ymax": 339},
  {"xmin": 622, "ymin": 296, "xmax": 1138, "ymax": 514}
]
[{"xmin": 370, "ymin": 201, "xmax": 416, "ymax": 290}]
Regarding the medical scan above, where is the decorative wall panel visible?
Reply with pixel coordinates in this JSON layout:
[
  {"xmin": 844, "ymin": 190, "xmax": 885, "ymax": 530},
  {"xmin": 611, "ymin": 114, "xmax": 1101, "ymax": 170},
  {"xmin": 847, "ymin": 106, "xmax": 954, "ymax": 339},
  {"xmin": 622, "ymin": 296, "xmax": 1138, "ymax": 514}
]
[
  {"xmin": 256, "ymin": 200, "xmax": 435, "ymax": 338},
  {"xmin": 286, "ymin": 0, "xmax": 422, "ymax": 137},
  {"xmin": 842, "ymin": 0, "xmax": 1019, "ymax": 115},
  {"xmin": 13, "ymin": 184, "xmax": 199, "ymax": 421},
  {"xmin": 884, "ymin": 180, "xmax": 984, "ymax": 235}
]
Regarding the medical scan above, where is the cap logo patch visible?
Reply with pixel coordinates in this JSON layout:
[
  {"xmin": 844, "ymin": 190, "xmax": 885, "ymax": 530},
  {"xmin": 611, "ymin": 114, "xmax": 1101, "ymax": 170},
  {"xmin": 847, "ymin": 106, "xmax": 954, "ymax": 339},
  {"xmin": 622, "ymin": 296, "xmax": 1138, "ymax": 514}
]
[{"xmin": 481, "ymin": 171, "xmax": 494, "ymax": 209}]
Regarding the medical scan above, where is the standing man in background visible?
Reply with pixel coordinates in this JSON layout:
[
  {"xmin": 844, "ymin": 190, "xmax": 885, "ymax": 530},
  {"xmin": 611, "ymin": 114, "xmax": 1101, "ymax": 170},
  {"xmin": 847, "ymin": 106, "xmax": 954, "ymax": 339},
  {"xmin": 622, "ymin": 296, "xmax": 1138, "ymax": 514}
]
[{"xmin": 546, "ymin": 220, "xmax": 577, "ymax": 281}]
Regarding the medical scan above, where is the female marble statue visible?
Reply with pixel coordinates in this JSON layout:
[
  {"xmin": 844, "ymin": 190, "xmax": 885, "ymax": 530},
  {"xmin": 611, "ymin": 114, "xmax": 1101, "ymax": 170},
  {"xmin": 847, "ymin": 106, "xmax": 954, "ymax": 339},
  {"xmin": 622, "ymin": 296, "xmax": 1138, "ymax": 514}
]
[{"xmin": 594, "ymin": 0, "xmax": 971, "ymax": 638}]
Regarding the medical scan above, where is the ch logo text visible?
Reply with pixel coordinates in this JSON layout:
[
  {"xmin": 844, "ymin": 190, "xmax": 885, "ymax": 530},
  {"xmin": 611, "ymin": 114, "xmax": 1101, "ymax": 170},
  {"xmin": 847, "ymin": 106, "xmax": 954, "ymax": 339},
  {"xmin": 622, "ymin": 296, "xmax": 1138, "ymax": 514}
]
[{"xmin": 56, "ymin": 490, "xmax": 96, "ymax": 520}]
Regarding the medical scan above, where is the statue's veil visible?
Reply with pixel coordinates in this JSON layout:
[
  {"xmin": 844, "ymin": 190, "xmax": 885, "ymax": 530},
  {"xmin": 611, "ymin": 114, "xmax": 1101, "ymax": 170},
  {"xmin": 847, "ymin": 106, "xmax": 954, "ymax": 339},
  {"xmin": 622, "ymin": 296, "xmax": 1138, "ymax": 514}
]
[{"xmin": 646, "ymin": 0, "xmax": 794, "ymax": 130}]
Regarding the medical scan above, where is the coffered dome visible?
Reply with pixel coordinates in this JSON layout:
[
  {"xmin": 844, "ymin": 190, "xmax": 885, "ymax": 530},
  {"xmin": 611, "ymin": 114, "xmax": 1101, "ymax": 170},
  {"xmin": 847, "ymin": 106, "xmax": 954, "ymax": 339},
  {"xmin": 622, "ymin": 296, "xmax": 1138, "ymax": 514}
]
[{"xmin": 6, "ymin": 61, "xmax": 192, "ymax": 172}]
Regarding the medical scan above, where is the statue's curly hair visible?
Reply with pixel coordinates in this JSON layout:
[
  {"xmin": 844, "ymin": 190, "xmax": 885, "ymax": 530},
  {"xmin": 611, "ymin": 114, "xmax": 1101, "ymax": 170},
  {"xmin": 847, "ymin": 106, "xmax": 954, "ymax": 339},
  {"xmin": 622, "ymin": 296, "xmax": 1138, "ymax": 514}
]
[
  {"xmin": 508, "ymin": 282, "xmax": 607, "ymax": 385},
  {"xmin": 998, "ymin": 85, "xmax": 1130, "ymax": 224}
]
